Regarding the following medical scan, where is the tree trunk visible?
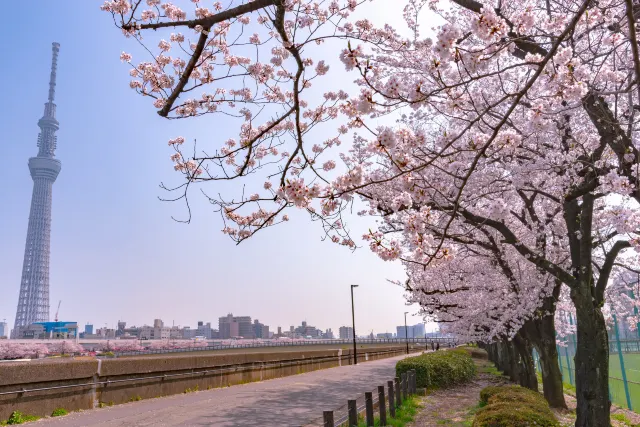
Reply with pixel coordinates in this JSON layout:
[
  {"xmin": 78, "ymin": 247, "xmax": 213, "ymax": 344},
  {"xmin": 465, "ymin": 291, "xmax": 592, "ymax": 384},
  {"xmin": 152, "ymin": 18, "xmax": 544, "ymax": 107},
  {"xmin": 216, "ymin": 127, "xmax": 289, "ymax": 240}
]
[
  {"xmin": 498, "ymin": 341, "xmax": 509, "ymax": 376},
  {"xmin": 536, "ymin": 337, "xmax": 567, "ymax": 409},
  {"xmin": 523, "ymin": 295, "xmax": 568, "ymax": 408},
  {"xmin": 514, "ymin": 333, "xmax": 538, "ymax": 391},
  {"xmin": 572, "ymin": 286, "xmax": 611, "ymax": 427},
  {"xmin": 507, "ymin": 341, "xmax": 521, "ymax": 383}
]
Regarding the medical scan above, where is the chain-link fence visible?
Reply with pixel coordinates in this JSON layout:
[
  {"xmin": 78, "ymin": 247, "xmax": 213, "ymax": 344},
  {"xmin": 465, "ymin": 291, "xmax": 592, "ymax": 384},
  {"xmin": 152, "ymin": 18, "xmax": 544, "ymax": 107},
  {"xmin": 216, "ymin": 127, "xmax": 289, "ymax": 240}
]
[{"xmin": 533, "ymin": 315, "xmax": 640, "ymax": 412}]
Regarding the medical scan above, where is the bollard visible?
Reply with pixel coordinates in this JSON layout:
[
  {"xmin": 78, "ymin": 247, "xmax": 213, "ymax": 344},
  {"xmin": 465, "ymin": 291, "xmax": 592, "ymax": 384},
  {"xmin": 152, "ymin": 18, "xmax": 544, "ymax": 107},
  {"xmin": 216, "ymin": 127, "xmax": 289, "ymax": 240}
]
[
  {"xmin": 394, "ymin": 377, "xmax": 401, "ymax": 407},
  {"xmin": 323, "ymin": 411, "xmax": 334, "ymax": 427},
  {"xmin": 348, "ymin": 399, "xmax": 358, "ymax": 427},
  {"xmin": 388, "ymin": 380, "xmax": 396, "ymax": 418},
  {"xmin": 378, "ymin": 385, "xmax": 387, "ymax": 426},
  {"xmin": 365, "ymin": 392, "xmax": 374, "ymax": 426}
]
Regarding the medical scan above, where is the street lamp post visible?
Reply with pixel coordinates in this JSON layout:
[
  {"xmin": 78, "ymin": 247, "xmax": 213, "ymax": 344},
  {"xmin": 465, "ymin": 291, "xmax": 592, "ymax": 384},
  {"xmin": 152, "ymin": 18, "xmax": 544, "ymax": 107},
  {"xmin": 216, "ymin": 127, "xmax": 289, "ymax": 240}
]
[
  {"xmin": 404, "ymin": 312, "xmax": 409, "ymax": 355},
  {"xmin": 351, "ymin": 285, "xmax": 359, "ymax": 365}
]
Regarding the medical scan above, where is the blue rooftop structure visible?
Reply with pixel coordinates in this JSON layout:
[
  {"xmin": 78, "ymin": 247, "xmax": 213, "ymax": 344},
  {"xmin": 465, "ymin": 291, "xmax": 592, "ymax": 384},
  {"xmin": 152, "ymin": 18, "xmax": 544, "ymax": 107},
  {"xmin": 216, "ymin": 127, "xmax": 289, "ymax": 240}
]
[{"xmin": 32, "ymin": 321, "xmax": 78, "ymax": 338}]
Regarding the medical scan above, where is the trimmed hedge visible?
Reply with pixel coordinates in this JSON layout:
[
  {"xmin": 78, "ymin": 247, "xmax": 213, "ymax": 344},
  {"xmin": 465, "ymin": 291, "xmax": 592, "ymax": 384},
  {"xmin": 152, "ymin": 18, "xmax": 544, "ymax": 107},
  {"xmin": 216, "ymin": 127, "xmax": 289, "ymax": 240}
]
[
  {"xmin": 396, "ymin": 349, "xmax": 476, "ymax": 389},
  {"xmin": 457, "ymin": 346, "xmax": 488, "ymax": 360},
  {"xmin": 473, "ymin": 386, "xmax": 559, "ymax": 427}
]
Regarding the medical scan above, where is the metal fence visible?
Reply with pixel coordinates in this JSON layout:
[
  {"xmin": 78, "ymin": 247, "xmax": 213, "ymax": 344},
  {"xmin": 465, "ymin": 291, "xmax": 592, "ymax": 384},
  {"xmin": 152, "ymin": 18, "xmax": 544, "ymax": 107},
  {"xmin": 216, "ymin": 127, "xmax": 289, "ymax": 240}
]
[
  {"xmin": 114, "ymin": 337, "xmax": 458, "ymax": 357},
  {"xmin": 533, "ymin": 315, "xmax": 640, "ymax": 412}
]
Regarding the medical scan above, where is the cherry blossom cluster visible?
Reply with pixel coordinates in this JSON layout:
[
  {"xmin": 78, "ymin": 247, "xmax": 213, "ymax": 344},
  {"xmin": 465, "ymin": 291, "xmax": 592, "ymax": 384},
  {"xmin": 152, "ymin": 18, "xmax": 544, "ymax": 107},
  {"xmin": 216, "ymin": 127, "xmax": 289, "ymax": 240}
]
[
  {"xmin": 0, "ymin": 342, "xmax": 50, "ymax": 360},
  {"xmin": 103, "ymin": 0, "xmax": 382, "ymax": 244}
]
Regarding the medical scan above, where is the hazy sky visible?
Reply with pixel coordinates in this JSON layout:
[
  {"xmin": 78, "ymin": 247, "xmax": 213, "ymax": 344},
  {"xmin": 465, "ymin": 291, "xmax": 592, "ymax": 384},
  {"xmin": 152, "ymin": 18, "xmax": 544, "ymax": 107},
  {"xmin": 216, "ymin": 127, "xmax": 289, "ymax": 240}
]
[{"xmin": 0, "ymin": 1, "xmax": 437, "ymax": 335}]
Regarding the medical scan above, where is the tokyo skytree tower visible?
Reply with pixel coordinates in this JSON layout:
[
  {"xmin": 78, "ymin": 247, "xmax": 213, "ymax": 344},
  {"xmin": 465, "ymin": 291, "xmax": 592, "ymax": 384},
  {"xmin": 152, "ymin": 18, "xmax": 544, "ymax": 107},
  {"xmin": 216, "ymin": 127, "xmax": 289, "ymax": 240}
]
[{"xmin": 14, "ymin": 43, "xmax": 62, "ymax": 329}]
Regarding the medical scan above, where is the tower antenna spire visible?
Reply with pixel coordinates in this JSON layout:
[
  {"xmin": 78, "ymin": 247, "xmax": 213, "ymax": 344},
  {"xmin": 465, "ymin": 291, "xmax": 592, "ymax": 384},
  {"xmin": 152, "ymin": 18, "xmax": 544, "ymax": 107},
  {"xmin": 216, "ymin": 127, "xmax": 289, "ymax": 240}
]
[{"xmin": 48, "ymin": 42, "xmax": 60, "ymax": 102}]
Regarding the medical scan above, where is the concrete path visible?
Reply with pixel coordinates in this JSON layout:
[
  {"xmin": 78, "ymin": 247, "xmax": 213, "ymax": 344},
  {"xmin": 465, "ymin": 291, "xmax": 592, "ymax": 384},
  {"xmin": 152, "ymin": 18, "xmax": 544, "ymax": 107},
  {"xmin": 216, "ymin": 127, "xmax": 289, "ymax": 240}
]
[{"xmin": 32, "ymin": 353, "xmax": 412, "ymax": 427}]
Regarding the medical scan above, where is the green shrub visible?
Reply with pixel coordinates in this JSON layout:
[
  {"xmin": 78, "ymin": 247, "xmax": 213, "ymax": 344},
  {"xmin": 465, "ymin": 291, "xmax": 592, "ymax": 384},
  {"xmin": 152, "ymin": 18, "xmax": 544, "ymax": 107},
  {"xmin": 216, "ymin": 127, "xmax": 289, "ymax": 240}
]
[
  {"xmin": 457, "ymin": 346, "xmax": 488, "ymax": 360},
  {"xmin": 474, "ymin": 386, "xmax": 558, "ymax": 427},
  {"xmin": 51, "ymin": 408, "xmax": 68, "ymax": 417},
  {"xmin": 480, "ymin": 385, "xmax": 546, "ymax": 406},
  {"xmin": 4, "ymin": 411, "xmax": 40, "ymax": 425},
  {"xmin": 479, "ymin": 386, "xmax": 504, "ymax": 405},
  {"xmin": 396, "ymin": 350, "xmax": 476, "ymax": 389},
  {"xmin": 472, "ymin": 403, "xmax": 559, "ymax": 427}
]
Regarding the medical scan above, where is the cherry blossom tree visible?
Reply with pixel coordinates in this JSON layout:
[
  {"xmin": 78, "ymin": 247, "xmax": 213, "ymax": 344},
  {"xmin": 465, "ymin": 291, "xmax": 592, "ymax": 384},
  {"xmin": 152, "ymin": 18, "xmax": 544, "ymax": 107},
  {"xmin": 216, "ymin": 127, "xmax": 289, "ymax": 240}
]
[
  {"xmin": 103, "ymin": 0, "xmax": 640, "ymax": 424},
  {"xmin": 0, "ymin": 342, "xmax": 50, "ymax": 360},
  {"xmin": 335, "ymin": 0, "xmax": 640, "ymax": 422},
  {"xmin": 49, "ymin": 341, "xmax": 86, "ymax": 356},
  {"xmin": 401, "ymin": 228, "xmax": 567, "ymax": 406}
]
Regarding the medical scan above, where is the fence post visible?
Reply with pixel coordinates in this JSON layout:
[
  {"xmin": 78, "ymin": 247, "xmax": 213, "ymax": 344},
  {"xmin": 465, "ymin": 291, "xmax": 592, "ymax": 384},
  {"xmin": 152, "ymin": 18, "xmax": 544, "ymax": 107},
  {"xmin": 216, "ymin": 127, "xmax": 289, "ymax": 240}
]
[
  {"xmin": 394, "ymin": 377, "xmax": 401, "ymax": 407},
  {"xmin": 388, "ymin": 380, "xmax": 396, "ymax": 418},
  {"xmin": 401, "ymin": 372, "xmax": 408, "ymax": 401},
  {"xmin": 557, "ymin": 345, "xmax": 564, "ymax": 382},
  {"xmin": 564, "ymin": 346, "xmax": 574, "ymax": 386},
  {"xmin": 614, "ymin": 314, "xmax": 633, "ymax": 411},
  {"xmin": 348, "ymin": 399, "xmax": 358, "ymax": 427},
  {"xmin": 323, "ymin": 411, "xmax": 334, "ymax": 427},
  {"xmin": 365, "ymin": 392, "xmax": 374, "ymax": 426},
  {"xmin": 378, "ymin": 385, "xmax": 387, "ymax": 426},
  {"xmin": 411, "ymin": 370, "xmax": 417, "ymax": 393}
]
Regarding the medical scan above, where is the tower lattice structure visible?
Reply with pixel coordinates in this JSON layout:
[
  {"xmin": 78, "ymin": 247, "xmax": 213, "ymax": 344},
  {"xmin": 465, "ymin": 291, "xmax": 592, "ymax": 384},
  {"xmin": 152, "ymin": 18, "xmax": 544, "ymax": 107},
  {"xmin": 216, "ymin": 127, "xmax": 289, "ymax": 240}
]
[{"xmin": 14, "ymin": 43, "xmax": 62, "ymax": 330}]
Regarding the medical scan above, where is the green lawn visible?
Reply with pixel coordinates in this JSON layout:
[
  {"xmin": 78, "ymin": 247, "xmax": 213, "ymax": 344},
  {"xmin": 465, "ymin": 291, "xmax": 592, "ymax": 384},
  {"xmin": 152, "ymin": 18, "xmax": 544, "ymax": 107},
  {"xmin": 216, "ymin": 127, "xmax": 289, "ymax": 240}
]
[{"xmin": 557, "ymin": 352, "xmax": 640, "ymax": 411}]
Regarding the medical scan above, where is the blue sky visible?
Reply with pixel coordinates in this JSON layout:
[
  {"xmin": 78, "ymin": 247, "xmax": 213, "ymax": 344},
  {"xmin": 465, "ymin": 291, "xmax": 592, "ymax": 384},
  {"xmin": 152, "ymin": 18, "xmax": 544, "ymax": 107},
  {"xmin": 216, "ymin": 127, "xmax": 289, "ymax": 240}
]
[{"xmin": 0, "ymin": 1, "xmax": 434, "ymax": 335}]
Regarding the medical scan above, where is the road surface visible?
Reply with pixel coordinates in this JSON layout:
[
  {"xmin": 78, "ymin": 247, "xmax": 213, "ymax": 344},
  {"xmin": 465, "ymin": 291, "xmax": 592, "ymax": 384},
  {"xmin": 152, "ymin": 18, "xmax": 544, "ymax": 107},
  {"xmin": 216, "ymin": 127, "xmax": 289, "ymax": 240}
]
[{"xmin": 32, "ymin": 353, "xmax": 413, "ymax": 427}]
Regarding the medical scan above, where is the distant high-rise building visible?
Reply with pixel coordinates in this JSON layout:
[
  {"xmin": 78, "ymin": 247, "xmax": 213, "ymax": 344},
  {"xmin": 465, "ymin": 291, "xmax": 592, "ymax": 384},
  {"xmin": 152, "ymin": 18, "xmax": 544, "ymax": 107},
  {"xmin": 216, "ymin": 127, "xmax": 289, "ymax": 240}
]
[
  {"xmin": 219, "ymin": 314, "xmax": 254, "ymax": 338},
  {"xmin": 84, "ymin": 324, "xmax": 94, "ymax": 335},
  {"xmin": 0, "ymin": 322, "xmax": 7, "ymax": 338},
  {"xmin": 116, "ymin": 321, "xmax": 126, "ymax": 337},
  {"xmin": 295, "ymin": 321, "xmax": 319, "ymax": 337},
  {"xmin": 339, "ymin": 326, "xmax": 354, "ymax": 339},
  {"xmin": 195, "ymin": 322, "xmax": 217, "ymax": 339},
  {"xmin": 14, "ymin": 43, "xmax": 62, "ymax": 331},
  {"xmin": 396, "ymin": 324, "xmax": 426, "ymax": 339},
  {"xmin": 153, "ymin": 319, "xmax": 164, "ymax": 328},
  {"xmin": 253, "ymin": 319, "xmax": 270, "ymax": 339}
]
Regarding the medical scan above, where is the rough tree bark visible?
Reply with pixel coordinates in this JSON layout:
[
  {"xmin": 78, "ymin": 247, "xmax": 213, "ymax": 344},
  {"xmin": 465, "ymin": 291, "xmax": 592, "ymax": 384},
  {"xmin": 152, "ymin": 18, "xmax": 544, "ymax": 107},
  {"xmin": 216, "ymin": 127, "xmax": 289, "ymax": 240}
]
[
  {"xmin": 514, "ymin": 333, "xmax": 538, "ymax": 391},
  {"xmin": 506, "ymin": 341, "xmax": 521, "ymax": 384},
  {"xmin": 523, "ymin": 292, "xmax": 568, "ymax": 408},
  {"xmin": 572, "ymin": 284, "xmax": 611, "ymax": 426}
]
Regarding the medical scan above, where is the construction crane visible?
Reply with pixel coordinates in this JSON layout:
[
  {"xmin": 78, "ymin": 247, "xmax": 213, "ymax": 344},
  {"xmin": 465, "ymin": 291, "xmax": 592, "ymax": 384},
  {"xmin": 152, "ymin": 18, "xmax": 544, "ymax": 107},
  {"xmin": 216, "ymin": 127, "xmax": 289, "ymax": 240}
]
[{"xmin": 54, "ymin": 300, "xmax": 61, "ymax": 322}]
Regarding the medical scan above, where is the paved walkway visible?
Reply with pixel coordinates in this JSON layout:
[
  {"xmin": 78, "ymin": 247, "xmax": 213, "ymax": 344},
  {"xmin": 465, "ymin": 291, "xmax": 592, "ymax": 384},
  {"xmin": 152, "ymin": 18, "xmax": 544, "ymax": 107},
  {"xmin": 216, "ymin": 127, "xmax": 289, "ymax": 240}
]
[{"xmin": 32, "ymin": 354, "xmax": 412, "ymax": 427}]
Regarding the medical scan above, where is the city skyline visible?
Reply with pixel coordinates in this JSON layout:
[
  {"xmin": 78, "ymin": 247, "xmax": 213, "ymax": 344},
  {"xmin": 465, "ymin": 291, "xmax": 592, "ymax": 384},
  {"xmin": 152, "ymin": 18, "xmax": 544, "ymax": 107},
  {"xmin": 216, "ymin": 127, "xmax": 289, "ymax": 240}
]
[
  {"xmin": 75, "ymin": 314, "xmax": 434, "ymax": 338},
  {"xmin": 0, "ymin": 1, "xmax": 430, "ymax": 336}
]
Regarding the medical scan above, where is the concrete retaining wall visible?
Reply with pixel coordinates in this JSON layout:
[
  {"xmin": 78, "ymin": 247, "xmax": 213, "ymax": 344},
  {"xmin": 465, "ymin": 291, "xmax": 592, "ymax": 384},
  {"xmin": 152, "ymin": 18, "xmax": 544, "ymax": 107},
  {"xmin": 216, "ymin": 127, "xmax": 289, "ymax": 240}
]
[{"xmin": 0, "ymin": 345, "xmax": 419, "ymax": 420}]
